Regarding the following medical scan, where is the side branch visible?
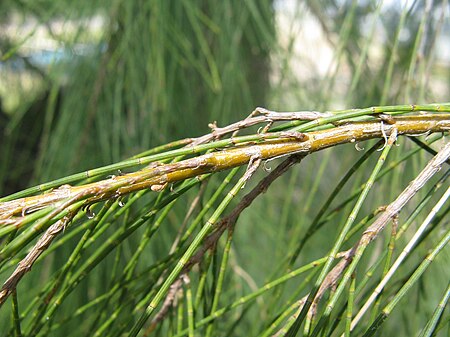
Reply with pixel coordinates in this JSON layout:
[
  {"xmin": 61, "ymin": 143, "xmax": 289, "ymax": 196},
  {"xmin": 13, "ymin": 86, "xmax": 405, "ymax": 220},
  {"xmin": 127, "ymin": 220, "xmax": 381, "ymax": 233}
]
[
  {"xmin": 272, "ymin": 141, "xmax": 450, "ymax": 337},
  {"xmin": 315, "ymin": 141, "xmax": 450, "ymax": 316},
  {"xmin": 148, "ymin": 154, "xmax": 304, "ymax": 329},
  {"xmin": 0, "ymin": 214, "xmax": 75, "ymax": 306}
]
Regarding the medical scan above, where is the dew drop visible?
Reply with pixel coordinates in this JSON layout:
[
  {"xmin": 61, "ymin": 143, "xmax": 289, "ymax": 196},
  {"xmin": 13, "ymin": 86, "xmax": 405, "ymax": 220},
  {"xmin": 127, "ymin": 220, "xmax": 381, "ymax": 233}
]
[
  {"xmin": 118, "ymin": 199, "xmax": 125, "ymax": 207},
  {"xmin": 263, "ymin": 161, "xmax": 272, "ymax": 172},
  {"xmin": 83, "ymin": 205, "xmax": 95, "ymax": 219},
  {"xmin": 355, "ymin": 143, "xmax": 365, "ymax": 151},
  {"xmin": 22, "ymin": 205, "xmax": 45, "ymax": 216}
]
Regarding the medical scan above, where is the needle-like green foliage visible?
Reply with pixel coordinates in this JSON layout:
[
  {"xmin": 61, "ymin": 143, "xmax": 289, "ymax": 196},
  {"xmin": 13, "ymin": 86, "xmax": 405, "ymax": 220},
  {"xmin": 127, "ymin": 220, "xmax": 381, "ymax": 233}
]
[{"xmin": 1, "ymin": 1, "xmax": 449, "ymax": 337}]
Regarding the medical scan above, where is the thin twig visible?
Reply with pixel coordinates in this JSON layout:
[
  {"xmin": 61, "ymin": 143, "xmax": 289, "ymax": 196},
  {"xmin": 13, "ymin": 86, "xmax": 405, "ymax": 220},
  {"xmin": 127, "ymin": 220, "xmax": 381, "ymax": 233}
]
[
  {"xmin": 192, "ymin": 107, "xmax": 332, "ymax": 145},
  {"xmin": 0, "ymin": 213, "xmax": 76, "ymax": 306},
  {"xmin": 272, "ymin": 140, "xmax": 450, "ymax": 337},
  {"xmin": 149, "ymin": 154, "xmax": 304, "ymax": 329},
  {"xmin": 350, "ymin": 184, "xmax": 450, "ymax": 331}
]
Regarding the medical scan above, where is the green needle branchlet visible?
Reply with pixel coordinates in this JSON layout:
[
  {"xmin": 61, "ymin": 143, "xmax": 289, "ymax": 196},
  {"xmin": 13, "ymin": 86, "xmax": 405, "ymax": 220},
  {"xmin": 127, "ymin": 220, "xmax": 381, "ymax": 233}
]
[
  {"xmin": 309, "ymin": 142, "xmax": 450, "ymax": 337},
  {"xmin": 0, "ymin": 105, "xmax": 448, "ymax": 336},
  {"xmin": 362, "ymin": 228, "xmax": 450, "ymax": 337},
  {"xmin": 128, "ymin": 156, "xmax": 263, "ymax": 336}
]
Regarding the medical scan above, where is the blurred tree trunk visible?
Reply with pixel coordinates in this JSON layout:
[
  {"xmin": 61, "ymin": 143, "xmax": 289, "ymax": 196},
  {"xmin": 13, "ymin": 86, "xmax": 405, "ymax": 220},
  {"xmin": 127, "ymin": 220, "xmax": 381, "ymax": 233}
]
[{"xmin": 0, "ymin": 0, "xmax": 275, "ymax": 195}]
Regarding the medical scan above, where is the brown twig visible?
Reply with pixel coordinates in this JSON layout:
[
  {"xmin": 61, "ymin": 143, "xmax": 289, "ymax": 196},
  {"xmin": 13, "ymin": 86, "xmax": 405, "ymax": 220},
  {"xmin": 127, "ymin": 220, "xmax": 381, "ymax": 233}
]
[
  {"xmin": 192, "ymin": 107, "xmax": 332, "ymax": 145},
  {"xmin": 148, "ymin": 154, "xmax": 304, "ymax": 329},
  {"xmin": 272, "ymin": 140, "xmax": 450, "ymax": 336},
  {"xmin": 0, "ymin": 212, "xmax": 76, "ymax": 307},
  {"xmin": 310, "ymin": 137, "xmax": 450, "ymax": 316}
]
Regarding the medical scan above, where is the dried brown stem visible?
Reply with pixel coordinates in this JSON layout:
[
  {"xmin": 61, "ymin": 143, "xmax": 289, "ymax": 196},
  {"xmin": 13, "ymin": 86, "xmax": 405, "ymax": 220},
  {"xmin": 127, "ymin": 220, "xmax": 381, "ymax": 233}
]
[
  {"xmin": 192, "ymin": 107, "xmax": 332, "ymax": 145},
  {"xmin": 0, "ymin": 213, "xmax": 76, "ymax": 306},
  {"xmin": 148, "ymin": 154, "xmax": 304, "ymax": 329},
  {"xmin": 313, "ymin": 140, "xmax": 450, "ymax": 313},
  {"xmin": 272, "ymin": 140, "xmax": 450, "ymax": 336}
]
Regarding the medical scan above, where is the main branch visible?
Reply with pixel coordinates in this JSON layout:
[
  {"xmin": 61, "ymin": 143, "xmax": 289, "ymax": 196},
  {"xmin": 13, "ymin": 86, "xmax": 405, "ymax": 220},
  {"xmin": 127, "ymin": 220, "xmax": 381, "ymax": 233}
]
[{"xmin": 1, "ymin": 115, "xmax": 449, "ymax": 223}]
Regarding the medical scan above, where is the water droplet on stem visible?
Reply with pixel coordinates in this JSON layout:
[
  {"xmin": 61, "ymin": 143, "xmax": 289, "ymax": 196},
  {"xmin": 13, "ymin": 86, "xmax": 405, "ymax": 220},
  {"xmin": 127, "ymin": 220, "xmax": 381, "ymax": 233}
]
[{"xmin": 82, "ymin": 204, "xmax": 95, "ymax": 219}]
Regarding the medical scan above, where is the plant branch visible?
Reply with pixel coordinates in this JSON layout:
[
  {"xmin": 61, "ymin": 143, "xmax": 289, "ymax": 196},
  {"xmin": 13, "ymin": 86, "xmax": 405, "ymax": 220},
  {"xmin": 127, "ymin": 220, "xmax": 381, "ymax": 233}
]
[
  {"xmin": 1, "ymin": 115, "xmax": 449, "ymax": 224},
  {"xmin": 0, "ymin": 212, "xmax": 76, "ymax": 307},
  {"xmin": 148, "ymin": 154, "xmax": 304, "ymax": 330},
  {"xmin": 278, "ymin": 140, "xmax": 450, "ymax": 337}
]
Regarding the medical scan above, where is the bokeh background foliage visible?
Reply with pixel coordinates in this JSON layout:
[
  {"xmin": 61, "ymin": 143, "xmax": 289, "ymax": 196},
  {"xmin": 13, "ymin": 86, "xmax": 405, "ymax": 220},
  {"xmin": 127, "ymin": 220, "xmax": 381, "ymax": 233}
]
[
  {"xmin": 0, "ymin": 0, "xmax": 274, "ymax": 189},
  {"xmin": 0, "ymin": 0, "xmax": 449, "ymax": 336}
]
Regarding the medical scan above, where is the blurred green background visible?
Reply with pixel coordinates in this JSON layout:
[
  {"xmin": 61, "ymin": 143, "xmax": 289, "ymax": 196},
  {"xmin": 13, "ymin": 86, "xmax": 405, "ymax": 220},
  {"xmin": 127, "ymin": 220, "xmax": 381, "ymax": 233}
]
[
  {"xmin": 2, "ymin": 0, "xmax": 449, "ymax": 194},
  {"xmin": 0, "ymin": 0, "xmax": 449, "ymax": 336}
]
